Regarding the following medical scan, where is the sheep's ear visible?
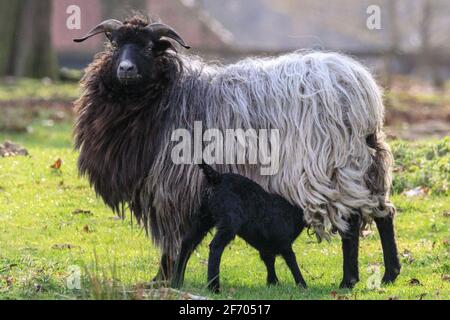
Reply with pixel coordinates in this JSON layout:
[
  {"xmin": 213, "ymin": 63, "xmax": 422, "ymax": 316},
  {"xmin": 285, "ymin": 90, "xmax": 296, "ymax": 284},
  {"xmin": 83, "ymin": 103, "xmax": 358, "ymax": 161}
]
[{"xmin": 153, "ymin": 39, "xmax": 177, "ymax": 56}]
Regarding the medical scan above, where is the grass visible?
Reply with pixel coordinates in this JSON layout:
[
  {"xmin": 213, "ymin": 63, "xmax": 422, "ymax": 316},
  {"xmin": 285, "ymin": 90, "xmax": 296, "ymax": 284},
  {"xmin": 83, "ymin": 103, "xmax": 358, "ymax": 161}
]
[
  {"xmin": 0, "ymin": 78, "xmax": 79, "ymax": 102},
  {"xmin": 0, "ymin": 115, "xmax": 448, "ymax": 300},
  {"xmin": 0, "ymin": 78, "xmax": 449, "ymax": 299}
]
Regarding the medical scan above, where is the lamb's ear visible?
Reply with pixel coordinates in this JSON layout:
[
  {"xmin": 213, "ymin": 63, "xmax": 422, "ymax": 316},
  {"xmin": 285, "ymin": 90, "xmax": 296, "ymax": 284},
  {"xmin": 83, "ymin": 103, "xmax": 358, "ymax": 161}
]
[
  {"xmin": 74, "ymin": 19, "xmax": 122, "ymax": 43},
  {"xmin": 153, "ymin": 39, "xmax": 177, "ymax": 56}
]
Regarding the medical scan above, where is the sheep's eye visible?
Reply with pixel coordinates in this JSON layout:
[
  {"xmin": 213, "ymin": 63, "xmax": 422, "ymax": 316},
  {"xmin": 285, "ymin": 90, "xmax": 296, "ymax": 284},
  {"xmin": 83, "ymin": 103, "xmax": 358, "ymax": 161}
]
[{"xmin": 144, "ymin": 46, "xmax": 153, "ymax": 54}]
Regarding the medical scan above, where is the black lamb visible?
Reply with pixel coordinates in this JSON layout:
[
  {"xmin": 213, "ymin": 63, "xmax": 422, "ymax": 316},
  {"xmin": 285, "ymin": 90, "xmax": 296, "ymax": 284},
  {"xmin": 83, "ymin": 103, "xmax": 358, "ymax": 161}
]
[{"xmin": 172, "ymin": 163, "xmax": 308, "ymax": 293}]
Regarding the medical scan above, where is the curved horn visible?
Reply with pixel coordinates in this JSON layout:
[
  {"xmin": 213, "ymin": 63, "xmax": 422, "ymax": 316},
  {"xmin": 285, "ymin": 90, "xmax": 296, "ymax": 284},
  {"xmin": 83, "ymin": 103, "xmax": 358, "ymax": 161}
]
[
  {"xmin": 74, "ymin": 19, "xmax": 123, "ymax": 43},
  {"xmin": 146, "ymin": 23, "xmax": 190, "ymax": 49}
]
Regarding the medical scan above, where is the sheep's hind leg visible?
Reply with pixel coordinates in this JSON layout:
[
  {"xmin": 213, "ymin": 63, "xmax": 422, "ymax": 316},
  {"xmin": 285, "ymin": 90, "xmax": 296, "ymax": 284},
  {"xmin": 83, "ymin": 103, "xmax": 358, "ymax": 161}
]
[
  {"xmin": 260, "ymin": 252, "xmax": 279, "ymax": 286},
  {"xmin": 207, "ymin": 229, "xmax": 236, "ymax": 293},
  {"xmin": 374, "ymin": 214, "xmax": 401, "ymax": 284},
  {"xmin": 281, "ymin": 247, "xmax": 307, "ymax": 288},
  {"xmin": 339, "ymin": 213, "xmax": 361, "ymax": 289}
]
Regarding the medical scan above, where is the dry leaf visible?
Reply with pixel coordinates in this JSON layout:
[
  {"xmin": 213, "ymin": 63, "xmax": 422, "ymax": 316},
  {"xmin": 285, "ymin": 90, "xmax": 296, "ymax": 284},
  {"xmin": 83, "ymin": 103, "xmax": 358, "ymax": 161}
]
[
  {"xmin": 50, "ymin": 158, "xmax": 62, "ymax": 170},
  {"xmin": 72, "ymin": 209, "xmax": 93, "ymax": 216},
  {"xmin": 401, "ymin": 249, "xmax": 415, "ymax": 264},
  {"xmin": 52, "ymin": 243, "xmax": 76, "ymax": 250},
  {"xmin": 403, "ymin": 187, "xmax": 427, "ymax": 197},
  {"xmin": 0, "ymin": 141, "xmax": 29, "ymax": 157},
  {"xmin": 83, "ymin": 224, "xmax": 90, "ymax": 233},
  {"xmin": 417, "ymin": 293, "xmax": 427, "ymax": 300},
  {"xmin": 442, "ymin": 274, "xmax": 450, "ymax": 282},
  {"xmin": 408, "ymin": 278, "xmax": 421, "ymax": 286}
]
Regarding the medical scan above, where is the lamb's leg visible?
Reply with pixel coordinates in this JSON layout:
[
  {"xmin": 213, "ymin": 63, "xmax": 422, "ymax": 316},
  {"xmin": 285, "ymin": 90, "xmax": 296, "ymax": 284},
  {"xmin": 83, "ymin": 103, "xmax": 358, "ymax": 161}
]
[
  {"xmin": 207, "ymin": 229, "xmax": 235, "ymax": 293},
  {"xmin": 374, "ymin": 215, "xmax": 401, "ymax": 284},
  {"xmin": 172, "ymin": 221, "xmax": 212, "ymax": 288},
  {"xmin": 260, "ymin": 252, "xmax": 278, "ymax": 285},
  {"xmin": 339, "ymin": 213, "xmax": 361, "ymax": 289},
  {"xmin": 281, "ymin": 247, "xmax": 307, "ymax": 288}
]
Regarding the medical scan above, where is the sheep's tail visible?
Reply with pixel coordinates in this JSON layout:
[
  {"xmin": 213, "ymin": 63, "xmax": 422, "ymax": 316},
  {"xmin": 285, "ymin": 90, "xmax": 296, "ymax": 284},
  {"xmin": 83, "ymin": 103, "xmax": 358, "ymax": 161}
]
[
  {"xmin": 365, "ymin": 131, "xmax": 396, "ymax": 218},
  {"xmin": 198, "ymin": 162, "xmax": 222, "ymax": 185}
]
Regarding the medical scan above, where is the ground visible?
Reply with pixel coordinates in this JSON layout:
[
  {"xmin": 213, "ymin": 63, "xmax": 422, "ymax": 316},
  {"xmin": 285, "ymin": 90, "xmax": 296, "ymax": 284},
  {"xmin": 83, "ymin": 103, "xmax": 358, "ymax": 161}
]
[{"xmin": 0, "ymin": 79, "xmax": 449, "ymax": 300}]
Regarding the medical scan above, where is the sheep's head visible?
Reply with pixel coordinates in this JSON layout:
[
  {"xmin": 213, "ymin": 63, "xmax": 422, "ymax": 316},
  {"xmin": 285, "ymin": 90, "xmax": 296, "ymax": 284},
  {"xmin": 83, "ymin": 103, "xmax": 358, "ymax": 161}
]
[{"xmin": 74, "ymin": 17, "xmax": 189, "ymax": 90}]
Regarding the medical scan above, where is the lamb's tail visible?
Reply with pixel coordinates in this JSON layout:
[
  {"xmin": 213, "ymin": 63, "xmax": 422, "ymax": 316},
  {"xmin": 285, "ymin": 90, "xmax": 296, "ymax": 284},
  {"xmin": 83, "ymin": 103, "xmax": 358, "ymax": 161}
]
[{"xmin": 198, "ymin": 162, "xmax": 222, "ymax": 185}]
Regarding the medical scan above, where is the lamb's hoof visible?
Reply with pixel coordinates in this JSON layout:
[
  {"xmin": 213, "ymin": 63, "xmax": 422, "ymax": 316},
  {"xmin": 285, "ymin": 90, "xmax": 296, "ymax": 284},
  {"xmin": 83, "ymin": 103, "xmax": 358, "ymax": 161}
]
[
  {"xmin": 267, "ymin": 278, "xmax": 279, "ymax": 286},
  {"xmin": 297, "ymin": 282, "xmax": 308, "ymax": 289},
  {"xmin": 382, "ymin": 269, "xmax": 400, "ymax": 284},
  {"xmin": 339, "ymin": 277, "xmax": 359, "ymax": 289}
]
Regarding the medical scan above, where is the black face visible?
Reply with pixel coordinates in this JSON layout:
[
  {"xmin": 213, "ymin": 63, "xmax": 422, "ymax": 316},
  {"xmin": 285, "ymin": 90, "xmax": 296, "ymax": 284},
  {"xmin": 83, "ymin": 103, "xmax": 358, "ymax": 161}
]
[{"xmin": 108, "ymin": 29, "xmax": 173, "ymax": 87}]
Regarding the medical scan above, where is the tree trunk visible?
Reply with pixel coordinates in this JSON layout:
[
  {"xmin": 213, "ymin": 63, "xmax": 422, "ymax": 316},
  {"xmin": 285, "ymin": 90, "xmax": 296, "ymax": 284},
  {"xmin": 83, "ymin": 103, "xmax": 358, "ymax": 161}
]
[
  {"xmin": 0, "ymin": 0, "xmax": 23, "ymax": 76},
  {"xmin": 102, "ymin": 0, "xmax": 148, "ymax": 20},
  {"xmin": 384, "ymin": 0, "xmax": 399, "ymax": 91},
  {"xmin": 0, "ymin": 0, "xmax": 57, "ymax": 79}
]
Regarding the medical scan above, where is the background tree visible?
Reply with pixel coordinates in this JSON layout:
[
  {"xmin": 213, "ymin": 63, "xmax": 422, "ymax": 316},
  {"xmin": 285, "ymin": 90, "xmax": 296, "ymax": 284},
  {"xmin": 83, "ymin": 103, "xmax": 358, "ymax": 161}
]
[
  {"xmin": 0, "ymin": 0, "xmax": 57, "ymax": 79},
  {"xmin": 102, "ymin": 0, "xmax": 147, "ymax": 20}
]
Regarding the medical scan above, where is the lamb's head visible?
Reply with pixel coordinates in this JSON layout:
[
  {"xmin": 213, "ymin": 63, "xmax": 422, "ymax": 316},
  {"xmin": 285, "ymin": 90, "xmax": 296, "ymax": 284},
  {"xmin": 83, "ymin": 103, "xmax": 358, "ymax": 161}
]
[{"xmin": 74, "ymin": 16, "xmax": 189, "ymax": 92}]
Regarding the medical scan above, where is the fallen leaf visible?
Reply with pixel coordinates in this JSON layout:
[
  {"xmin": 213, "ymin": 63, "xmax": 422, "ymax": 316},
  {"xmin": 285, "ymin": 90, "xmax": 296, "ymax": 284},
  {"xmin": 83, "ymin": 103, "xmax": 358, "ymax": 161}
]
[
  {"xmin": 408, "ymin": 278, "xmax": 421, "ymax": 286},
  {"xmin": 52, "ymin": 244, "xmax": 76, "ymax": 250},
  {"xmin": 0, "ymin": 141, "xmax": 29, "ymax": 157},
  {"xmin": 330, "ymin": 291, "xmax": 337, "ymax": 298},
  {"xmin": 443, "ymin": 212, "xmax": 450, "ymax": 218},
  {"xmin": 417, "ymin": 293, "xmax": 427, "ymax": 300},
  {"xmin": 50, "ymin": 158, "xmax": 62, "ymax": 170},
  {"xmin": 401, "ymin": 249, "xmax": 415, "ymax": 264},
  {"xmin": 442, "ymin": 274, "xmax": 450, "ymax": 282},
  {"xmin": 72, "ymin": 209, "xmax": 93, "ymax": 216},
  {"xmin": 83, "ymin": 224, "xmax": 90, "ymax": 233},
  {"xmin": 403, "ymin": 187, "xmax": 427, "ymax": 197}
]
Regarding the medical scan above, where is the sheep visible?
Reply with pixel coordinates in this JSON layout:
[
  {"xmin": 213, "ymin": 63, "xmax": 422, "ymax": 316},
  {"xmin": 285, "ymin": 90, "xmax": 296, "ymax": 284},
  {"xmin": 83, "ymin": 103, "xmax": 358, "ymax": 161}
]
[
  {"xmin": 172, "ymin": 162, "xmax": 307, "ymax": 292},
  {"xmin": 73, "ymin": 16, "xmax": 401, "ymax": 288}
]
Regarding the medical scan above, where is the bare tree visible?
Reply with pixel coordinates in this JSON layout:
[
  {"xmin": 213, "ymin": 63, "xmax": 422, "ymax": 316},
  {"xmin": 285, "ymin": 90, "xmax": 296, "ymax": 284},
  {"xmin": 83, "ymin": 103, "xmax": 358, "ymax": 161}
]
[{"xmin": 0, "ymin": 0, "xmax": 57, "ymax": 79}]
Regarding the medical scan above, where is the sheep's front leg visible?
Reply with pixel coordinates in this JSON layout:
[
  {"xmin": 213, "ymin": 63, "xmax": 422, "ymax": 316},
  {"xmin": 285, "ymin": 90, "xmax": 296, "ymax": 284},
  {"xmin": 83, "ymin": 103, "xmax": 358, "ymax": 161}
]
[
  {"xmin": 172, "ymin": 221, "xmax": 212, "ymax": 288},
  {"xmin": 207, "ymin": 229, "xmax": 235, "ymax": 293},
  {"xmin": 153, "ymin": 253, "xmax": 174, "ymax": 283},
  {"xmin": 260, "ymin": 252, "xmax": 279, "ymax": 285},
  {"xmin": 374, "ymin": 215, "xmax": 401, "ymax": 284},
  {"xmin": 281, "ymin": 247, "xmax": 307, "ymax": 288},
  {"xmin": 339, "ymin": 213, "xmax": 361, "ymax": 289}
]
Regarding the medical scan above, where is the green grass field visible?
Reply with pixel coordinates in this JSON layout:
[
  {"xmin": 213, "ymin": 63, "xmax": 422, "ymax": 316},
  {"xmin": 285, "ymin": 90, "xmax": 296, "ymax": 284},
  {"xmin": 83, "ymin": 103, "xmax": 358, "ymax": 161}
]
[{"xmin": 0, "ymin": 115, "xmax": 449, "ymax": 300}]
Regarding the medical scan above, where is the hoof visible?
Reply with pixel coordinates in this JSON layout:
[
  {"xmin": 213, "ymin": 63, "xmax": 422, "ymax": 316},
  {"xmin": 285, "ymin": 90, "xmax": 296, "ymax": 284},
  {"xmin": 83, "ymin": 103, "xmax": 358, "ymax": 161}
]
[
  {"xmin": 382, "ymin": 270, "xmax": 400, "ymax": 284},
  {"xmin": 339, "ymin": 277, "xmax": 359, "ymax": 289}
]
